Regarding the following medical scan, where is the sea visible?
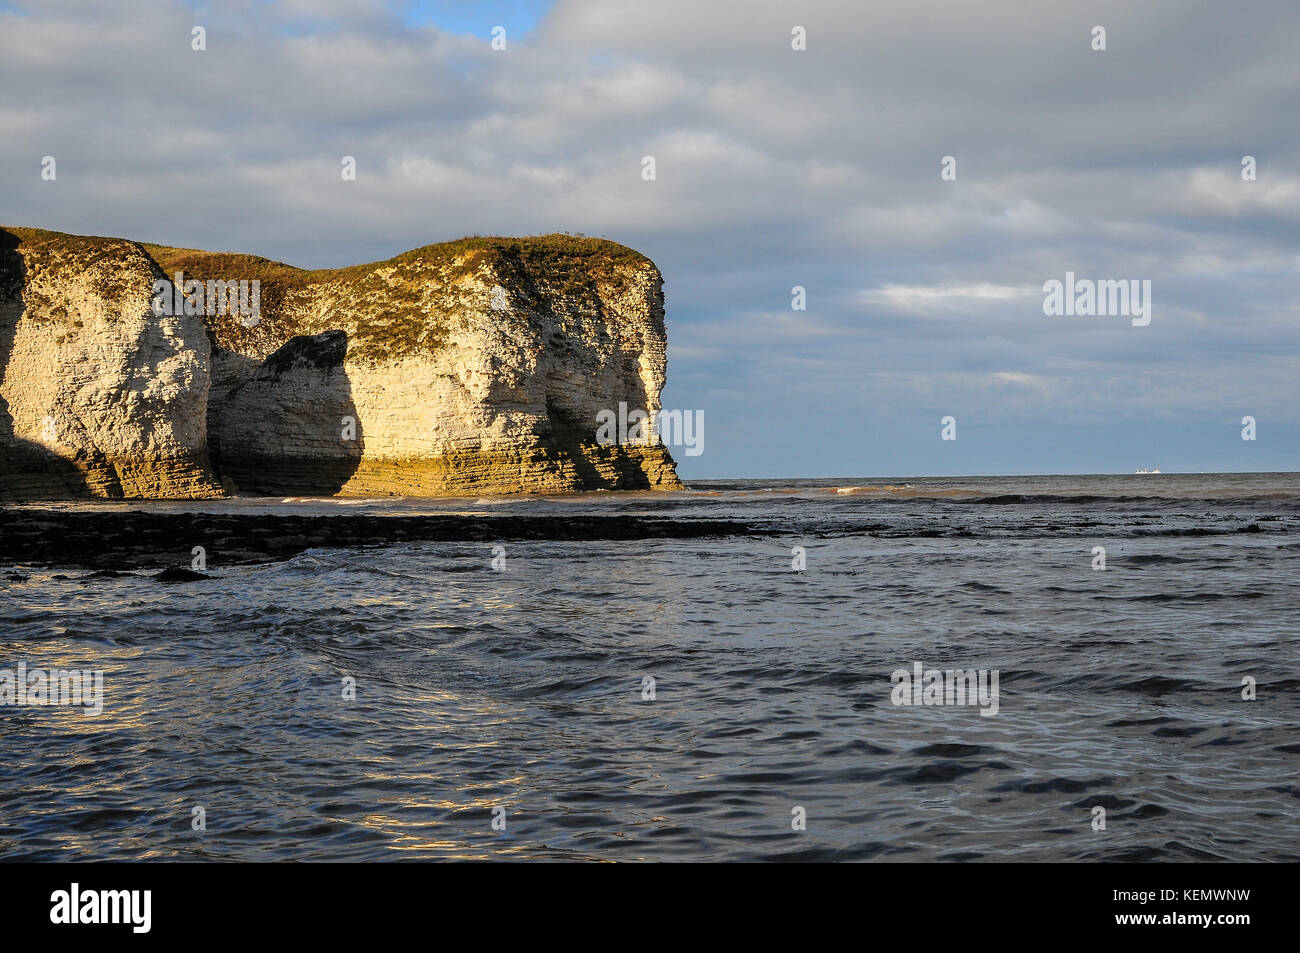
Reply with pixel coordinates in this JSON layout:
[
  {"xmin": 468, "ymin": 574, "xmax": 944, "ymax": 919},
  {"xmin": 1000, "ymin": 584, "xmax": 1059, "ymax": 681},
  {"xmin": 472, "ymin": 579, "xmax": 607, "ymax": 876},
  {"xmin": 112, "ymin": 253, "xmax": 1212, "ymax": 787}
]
[{"xmin": 1, "ymin": 472, "xmax": 1297, "ymax": 861}]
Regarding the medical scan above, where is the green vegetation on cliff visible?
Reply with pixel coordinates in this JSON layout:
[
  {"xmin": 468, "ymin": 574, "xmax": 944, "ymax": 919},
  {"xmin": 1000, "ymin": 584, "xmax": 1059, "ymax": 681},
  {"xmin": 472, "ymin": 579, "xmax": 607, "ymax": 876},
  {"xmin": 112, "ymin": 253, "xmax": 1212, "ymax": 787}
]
[
  {"xmin": 1, "ymin": 227, "xmax": 148, "ymax": 312},
  {"xmin": 2, "ymin": 227, "xmax": 655, "ymax": 365},
  {"xmin": 138, "ymin": 233, "xmax": 654, "ymax": 364}
]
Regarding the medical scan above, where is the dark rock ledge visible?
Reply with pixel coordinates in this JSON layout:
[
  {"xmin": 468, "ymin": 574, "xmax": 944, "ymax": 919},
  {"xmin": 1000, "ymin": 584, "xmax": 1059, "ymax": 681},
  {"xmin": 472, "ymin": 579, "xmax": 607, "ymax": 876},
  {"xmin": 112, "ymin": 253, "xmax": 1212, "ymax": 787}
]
[{"xmin": 0, "ymin": 509, "xmax": 757, "ymax": 571}]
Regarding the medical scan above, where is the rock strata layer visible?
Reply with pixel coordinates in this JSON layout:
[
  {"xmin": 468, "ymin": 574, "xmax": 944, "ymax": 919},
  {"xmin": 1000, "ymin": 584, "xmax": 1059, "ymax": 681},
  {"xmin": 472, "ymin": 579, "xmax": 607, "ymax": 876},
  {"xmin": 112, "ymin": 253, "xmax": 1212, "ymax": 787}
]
[{"xmin": 0, "ymin": 227, "xmax": 683, "ymax": 499}]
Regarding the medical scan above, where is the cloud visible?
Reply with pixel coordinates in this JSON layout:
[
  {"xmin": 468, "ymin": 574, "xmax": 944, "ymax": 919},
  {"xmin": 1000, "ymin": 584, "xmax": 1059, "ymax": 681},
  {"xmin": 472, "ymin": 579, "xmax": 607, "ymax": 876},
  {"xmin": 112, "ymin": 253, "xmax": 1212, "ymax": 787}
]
[{"xmin": 861, "ymin": 283, "xmax": 1035, "ymax": 315}]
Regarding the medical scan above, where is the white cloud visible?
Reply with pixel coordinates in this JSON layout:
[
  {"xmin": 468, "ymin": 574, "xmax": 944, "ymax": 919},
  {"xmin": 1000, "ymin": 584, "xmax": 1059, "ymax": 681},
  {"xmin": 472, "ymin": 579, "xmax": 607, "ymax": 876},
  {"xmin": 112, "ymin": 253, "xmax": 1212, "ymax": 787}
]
[{"xmin": 861, "ymin": 283, "xmax": 1034, "ymax": 315}]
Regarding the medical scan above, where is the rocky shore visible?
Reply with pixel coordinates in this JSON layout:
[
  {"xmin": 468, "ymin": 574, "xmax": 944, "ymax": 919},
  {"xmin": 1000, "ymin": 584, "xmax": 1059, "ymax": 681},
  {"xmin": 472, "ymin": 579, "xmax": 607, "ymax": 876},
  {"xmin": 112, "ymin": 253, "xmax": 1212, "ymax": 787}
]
[{"xmin": 0, "ymin": 508, "xmax": 752, "ymax": 571}]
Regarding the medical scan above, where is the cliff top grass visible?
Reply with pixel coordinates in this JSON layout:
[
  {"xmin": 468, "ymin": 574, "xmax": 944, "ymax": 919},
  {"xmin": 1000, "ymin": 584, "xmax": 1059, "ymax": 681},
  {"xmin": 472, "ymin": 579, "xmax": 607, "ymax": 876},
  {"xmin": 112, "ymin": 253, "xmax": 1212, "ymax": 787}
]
[
  {"xmin": 3, "ymin": 226, "xmax": 651, "ymax": 292},
  {"xmin": 140, "ymin": 233, "xmax": 651, "ymax": 287},
  {"xmin": 0, "ymin": 227, "xmax": 658, "ymax": 363},
  {"xmin": 141, "ymin": 233, "xmax": 656, "ymax": 362},
  {"xmin": 1, "ymin": 226, "xmax": 151, "ymax": 304}
]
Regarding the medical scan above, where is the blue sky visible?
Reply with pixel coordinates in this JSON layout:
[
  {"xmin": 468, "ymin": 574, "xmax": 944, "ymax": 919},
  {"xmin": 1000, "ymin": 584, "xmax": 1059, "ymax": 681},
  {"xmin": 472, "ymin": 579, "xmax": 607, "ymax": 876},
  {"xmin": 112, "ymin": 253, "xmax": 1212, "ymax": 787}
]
[
  {"xmin": 1, "ymin": 0, "xmax": 1297, "ymax": 479},
  {"xmin": 399, "ymin": 0, "xmax": 553, "ymax": 37}
]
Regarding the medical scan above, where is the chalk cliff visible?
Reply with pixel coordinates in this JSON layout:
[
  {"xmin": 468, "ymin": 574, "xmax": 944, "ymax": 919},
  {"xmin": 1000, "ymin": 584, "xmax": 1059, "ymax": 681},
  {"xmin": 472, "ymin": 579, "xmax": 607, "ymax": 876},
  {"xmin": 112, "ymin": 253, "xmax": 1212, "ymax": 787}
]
[
  {"xmin": 0, "ymin": 227, "xmax": 683, "ymax": 499},
  {"xmin": 0, "ymin": 229, "xmax": 221, "ymax": 499}
]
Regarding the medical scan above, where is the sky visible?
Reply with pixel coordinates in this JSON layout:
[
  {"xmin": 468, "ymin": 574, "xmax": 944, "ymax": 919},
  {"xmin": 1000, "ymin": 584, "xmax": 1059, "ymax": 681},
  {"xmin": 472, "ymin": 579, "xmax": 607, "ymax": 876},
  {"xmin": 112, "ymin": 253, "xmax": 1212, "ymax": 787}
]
[{"xmin": 1, "ymin": 0, "xmax": 1297, "ymax": 479}]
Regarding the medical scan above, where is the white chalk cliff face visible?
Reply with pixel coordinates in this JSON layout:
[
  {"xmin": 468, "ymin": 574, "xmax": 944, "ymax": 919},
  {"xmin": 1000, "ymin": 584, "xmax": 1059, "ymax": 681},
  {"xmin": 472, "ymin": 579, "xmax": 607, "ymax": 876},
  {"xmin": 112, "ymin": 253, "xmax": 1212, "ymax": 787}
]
[
  {"xmin": 0, "ymin": 227, "xmax": 683, "ymax": 499},
  {"xmin": 0, "ymin": 229, "xmax": 221, "ymax": 499}
]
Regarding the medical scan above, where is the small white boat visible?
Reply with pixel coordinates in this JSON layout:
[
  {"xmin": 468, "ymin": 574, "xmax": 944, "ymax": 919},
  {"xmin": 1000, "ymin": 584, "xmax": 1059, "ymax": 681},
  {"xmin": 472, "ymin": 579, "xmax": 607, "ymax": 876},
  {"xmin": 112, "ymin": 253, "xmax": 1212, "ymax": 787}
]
[{"xmin": 1135, "ymin": 468, "xmax": 1161, "ymax": 474}]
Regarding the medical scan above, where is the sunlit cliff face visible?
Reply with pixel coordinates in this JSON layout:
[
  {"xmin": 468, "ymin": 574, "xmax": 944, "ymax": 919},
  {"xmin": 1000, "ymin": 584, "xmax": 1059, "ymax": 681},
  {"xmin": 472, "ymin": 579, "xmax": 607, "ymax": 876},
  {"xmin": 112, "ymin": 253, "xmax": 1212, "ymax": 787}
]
[{"xmin": 1, "ymin": 229, "xmax": 682, "ymax": 499}]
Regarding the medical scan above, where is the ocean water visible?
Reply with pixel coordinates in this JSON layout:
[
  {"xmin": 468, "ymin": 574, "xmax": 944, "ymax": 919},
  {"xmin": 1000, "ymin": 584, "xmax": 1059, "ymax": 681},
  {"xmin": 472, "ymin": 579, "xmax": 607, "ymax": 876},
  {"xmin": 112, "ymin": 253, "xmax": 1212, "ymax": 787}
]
[{"xmin": 1, "ymin": 473, "xmax": 1297, "ymax": 862}]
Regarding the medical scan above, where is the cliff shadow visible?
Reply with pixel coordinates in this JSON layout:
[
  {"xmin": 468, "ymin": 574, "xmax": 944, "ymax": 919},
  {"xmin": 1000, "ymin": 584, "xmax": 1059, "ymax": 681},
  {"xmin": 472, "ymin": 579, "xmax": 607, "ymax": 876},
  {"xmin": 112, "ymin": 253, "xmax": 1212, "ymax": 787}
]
[
  {"xmin": 544, "ymin": 393, "xmax": 656, "ymax": 491},
  {"xmin": 0, "ymin": 229, "xmax": 96, "ymax": 500},
  {"xmin": 208, "ymin": 329, "xmax": 364, "ymax": 495}
]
